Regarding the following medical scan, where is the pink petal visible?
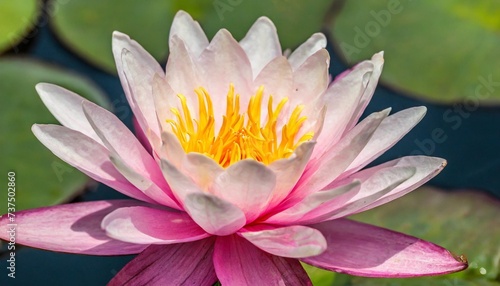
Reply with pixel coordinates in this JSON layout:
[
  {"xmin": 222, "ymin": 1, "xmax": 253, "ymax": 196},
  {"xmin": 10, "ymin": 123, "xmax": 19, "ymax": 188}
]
[
  {"xmin": 112, "ymin": 31, "xmax": 163, "ymax": 142},
  {"xmin": 300, "ymin": 167, "xmax": 416, "ymax": 224},
  {"xmin": 303, "ymin": 219, "xmax": 468, "ymax": 277},
  {"xmin": 181, "ymin": 153, "xmax": 224, "ymax": 191},
  {"xmin": 288, "ymin": 33, "xmax": 327, "ymax": 70},
  {"xmin": 120, "ymin": 49, "xmax": 161, "ymax": 142},
  {"xmin": 169, "ymin": 10, "xmax": 209, "ymax": 58},
  {"xmin": 241, "ymin": 225, "xmax": 326, "ymax": 258},
  {"xmin": 211, "ymin": 160, "xmax": 276, "ymax": 222},
  {"xmin": 159, "ymin": 158, "xmax": 204, "ymax": 203},
  {"xmin": 267, "ymin": 142, "xmax": 315, "ymax": 210},
  {"xmin": 165, "ymin": 35, "xmax": 202, "ymax": 105},
  {"xmin": 266, "ymin": 180, "xmax": 360, "ymax": 224},
  {"xmin": 159, "ymin": 132, "xmax": 186, "ymax": 169},
  {"xmin": 344, "ymin": 51, "xmax": 385, "ymax": 132},
  {"xmin": 240, "ymin": 16, "xmax": 282, "ymax": 77},
  {"xmin": 151, "ymin": 74, "xmax": 178, "ymax": 134},
  {"xmin": 290, "ymin": 109, "xmax": 389, "ymax": 204},
  {"xmin": 292, "ymin": 49, "xmax": 329, "ymax": 108},
  {"xmin": 0, "ymin": 200, "xmax": 148, "ymax": 255},
  {"xmin": 101, "ymin": 206, "xmax": 209, "ymax": 244},
  {"xmin": 198, "ymin": 29, "xmax": 253, "ymax": 117},
  {"xmin": 345, "ymin": 106, "xmax": 427, "ymax": 175},
  {"xmin": 132, "ymin": 116, "xmax": 152, "ymax": 153},
  {"xmin": 81, "ymin": 101, "xmax": 173, "ymax": 196},
  {"xmin": 253, "ymin": 56, "xmax": 293, "ymax": 119},
  {"xmin": 109, "ymin": 238, "xmax": 217, "ymax": 286},
  {"xmin": 183, "ymin": 193, "xmax": 246, "ymax": 236},
  {"xmin": 214, "ymin": 235, "xmax": 312, "ymax": 285},
  {"xmin": 353, "ymin": 156, "xmax": 447, "ymax": 213},
  {"xmin": 35, "ymin": 83, "xmax": 102, "ymax": 144},
  {"xmin": 32, "ymin": 124, "xmax": 154, "ymax": 203},
  {"xmin": 312, "ymin": 61, "xmax": 374, "ymax": 158}
]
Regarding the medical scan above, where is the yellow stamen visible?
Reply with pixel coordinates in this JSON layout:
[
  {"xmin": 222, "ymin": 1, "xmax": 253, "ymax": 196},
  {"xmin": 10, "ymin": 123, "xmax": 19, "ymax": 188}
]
[{"xmin": 167, "ymin": 84, "xmax": 314, "ymax": 168}]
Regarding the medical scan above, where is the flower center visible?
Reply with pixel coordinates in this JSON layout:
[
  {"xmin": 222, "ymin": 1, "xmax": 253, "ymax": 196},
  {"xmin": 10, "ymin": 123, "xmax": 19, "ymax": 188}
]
[{"xmin": 167, "ymin": 84, "xmax": 313, "ymax": 168}]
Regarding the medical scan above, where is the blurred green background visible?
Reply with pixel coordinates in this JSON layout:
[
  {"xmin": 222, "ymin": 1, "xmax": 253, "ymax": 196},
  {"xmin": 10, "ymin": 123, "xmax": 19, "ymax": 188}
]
[{"xmin": 0, "ymin": 0, "xmax": 499, "ymax": 285}]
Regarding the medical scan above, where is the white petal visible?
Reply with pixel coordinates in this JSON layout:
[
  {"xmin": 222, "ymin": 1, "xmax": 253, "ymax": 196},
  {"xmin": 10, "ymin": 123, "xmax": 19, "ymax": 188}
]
[
  {"xmin": 240, "ymin": 16, "xmax": 281, "ymax": 77},
  {"xmin": 169, "ymin": 10, "xmax": 209, "ymax": 58},
  {"xmin": 288, "ymin": 33, "xmax": 327, "ymax": 70}
]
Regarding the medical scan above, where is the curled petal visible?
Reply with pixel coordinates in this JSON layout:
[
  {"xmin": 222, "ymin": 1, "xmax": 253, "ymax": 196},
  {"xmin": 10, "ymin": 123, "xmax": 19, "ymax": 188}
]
[
  {"xmin": 184, "ymin": 193, "xmax": 246, "ymax": 236},
  {"xmin": 303, "ymin": 219, "xmax": 468, "ymax": 277},
  {"xmin": 211, "ymin": 160, "xmax": 276, "ymax": 222},
  {"xmin": 241, "ymin": 225, "xmax": 326, "ymax": 258},
  {"xmin": 288, "ymin": 33, "xmax": 327, "ymax": 70},
  {"xmin": 101, "ymin": 206, "xmax": 209, "ymax": 244}
]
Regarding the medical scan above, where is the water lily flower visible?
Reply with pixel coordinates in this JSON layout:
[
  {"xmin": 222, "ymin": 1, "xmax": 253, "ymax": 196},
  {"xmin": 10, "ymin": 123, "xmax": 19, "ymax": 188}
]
[{"xmin": 0, "ymin": 11, "xmax": 467, "ymax": 285}]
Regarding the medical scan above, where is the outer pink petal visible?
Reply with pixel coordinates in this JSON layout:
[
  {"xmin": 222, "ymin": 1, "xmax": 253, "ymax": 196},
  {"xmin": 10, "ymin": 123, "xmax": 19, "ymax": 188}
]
[
  {"xmin": 288, "ymin": 33, "xmax": 327, "ymax": 70},
  {"xmin": 169, "ymin": 10, "xmax": 209, "ymax": 58},
  {"xmin": 32, "ymin": 124, "xmax": 154, "ymax": 203},
  {"xmin": 112, "ymin": 31, "xmax": 163, "ymax": 142},
  {"xmin": 183, "ymin": 193, "xmax": 246, "ymax": 236},
  {"xmin": 240, "ymin": 225, "xmax": 326, "ymax": 258},
  {"xmin": 303, "ymin": 219, "xmax": 468, "ymax": 277},
  {"xmin": 109, "ymin": 238, "xmax": 217, "ymax": 286},
  {"xmin": 211, "ymin": 160, "xmax": 276, "ymax": 222},
  {"xmin": 35, "ymin": 83, "xmax": 102, "ymax": 144},
  {"xmin": 101, "ymin": 206, "xmax": 209, "ymax": 244},
  {"xmin": 352, "ymin": 156, "xmax": 447, "ymax": 213},
  {"xmin": 0, "ymin": 200, "xmax": 148, "ymax": 255},
  {"xmin": 266, "ymin": 180, "xmax": 360, "ymax": 224},
  {"xmin": 240, "ymin": 16, "xmax": 282, "ymax": 77},
  {"xmin": 299, "ymin": 167, "xmax": 416, "ymax": 224},
  {"xmin": 345, "ymin": 106, "xmax": 427, "ymax": 175},
  {"xmin": 214, "ymin": 235, "xmax": 312, "ymax": 285}
]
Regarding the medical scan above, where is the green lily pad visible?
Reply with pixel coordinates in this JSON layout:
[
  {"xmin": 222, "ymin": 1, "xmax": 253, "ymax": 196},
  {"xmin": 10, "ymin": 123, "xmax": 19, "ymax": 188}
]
[
  {"xmin": 331, "ymin": 0, "xmax": 500, "ymax": 105},
  {"xmin": 0, "ymin": 0, "xmax": 40, "ymax": 54},
  {"xmin": 0, "ymin": 58, "xmax": 109, "ymax": 214},
  {"xmin": 302, "ymin": 262, "xmax": 336, "ymax": 286},
  {"xmin": 323, "ymin": 187, "xmax": 500, "ymax": 285},
  {"xmin": 50, "ymin": 0, "xmax": 331, "ymax": 73}
]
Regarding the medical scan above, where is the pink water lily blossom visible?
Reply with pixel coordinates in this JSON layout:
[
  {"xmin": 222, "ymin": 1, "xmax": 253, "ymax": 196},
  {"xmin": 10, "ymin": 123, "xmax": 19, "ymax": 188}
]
[{"xmin": 0, "ymin": 11, "xmax": 467, "ymax": 285}]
